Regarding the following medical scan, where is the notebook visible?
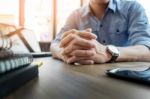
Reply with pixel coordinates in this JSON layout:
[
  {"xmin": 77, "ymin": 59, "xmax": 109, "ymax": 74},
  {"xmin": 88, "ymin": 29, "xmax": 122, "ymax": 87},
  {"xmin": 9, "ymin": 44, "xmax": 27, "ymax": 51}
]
[
  {"xmin": 0, "ymin": 31, "xmax": 33, "ymax": 74},
  {"xmin": 0, "ymin": 30, "xmax": 39, "ymax": 98},
  {"xmin": 0, "ymin": 52, "xmax": 33, "ymax": 74},
  {"xmin": 0, "ymin": 64, "xmax": 38, "ymax": 98}
]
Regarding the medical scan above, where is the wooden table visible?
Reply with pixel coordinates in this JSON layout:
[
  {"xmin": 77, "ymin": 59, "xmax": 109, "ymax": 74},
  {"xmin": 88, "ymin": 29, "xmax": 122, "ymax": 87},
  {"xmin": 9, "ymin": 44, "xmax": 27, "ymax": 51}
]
[{"xmin": 5, "ymin": 57, "xmax": 150, "ymax": 99}]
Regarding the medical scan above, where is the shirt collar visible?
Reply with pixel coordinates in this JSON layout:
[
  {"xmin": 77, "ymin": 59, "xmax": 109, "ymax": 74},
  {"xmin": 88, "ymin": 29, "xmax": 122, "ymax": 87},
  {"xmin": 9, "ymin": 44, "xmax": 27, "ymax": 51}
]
[
  {"xmin": 108, "ymin": 0, "xmax": 117, "ymax": 13},
  {"xmin": 81, "ymin": 4, "xmax": 91, "ymax": 18},
  {"xmin": 81, "ymin": 0, "xmax": 117, "ymax": 18}
]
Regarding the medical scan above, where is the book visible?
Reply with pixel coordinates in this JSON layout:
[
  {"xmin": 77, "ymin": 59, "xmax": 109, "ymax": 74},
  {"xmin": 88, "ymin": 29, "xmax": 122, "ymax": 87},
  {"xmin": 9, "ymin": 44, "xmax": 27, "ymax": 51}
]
[
  {"xmin": 0, "ymin": 49, "xmax": 13, "ymax": 59},
  {"xmin": 0, "ymin": 64, "xmax": 39, "ymax": 98},
  {"xmin": 0, "ymin": 25, "xmax": 39, "ymax": 98},
  {"xmin": 0, "ymin": 53, "xmax": 33, "ymax": 74},
  {"xmin": 0, "ymin": 30, "xmax": 33, "ymax": 74}
]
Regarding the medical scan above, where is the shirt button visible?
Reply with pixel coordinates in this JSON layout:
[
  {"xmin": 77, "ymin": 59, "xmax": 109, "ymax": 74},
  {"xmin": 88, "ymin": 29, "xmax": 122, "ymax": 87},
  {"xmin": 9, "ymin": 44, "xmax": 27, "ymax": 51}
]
[
  {"xmin": 102, "ymin": 40, "xmax": 106, "ymax": 44},
  {"xmin": 116, "ymin": 29, "xmax": 120, "ymax": 32},
  {"xmin": 100, "ymin": 24, "xmax": 103, "ymax": 28}
]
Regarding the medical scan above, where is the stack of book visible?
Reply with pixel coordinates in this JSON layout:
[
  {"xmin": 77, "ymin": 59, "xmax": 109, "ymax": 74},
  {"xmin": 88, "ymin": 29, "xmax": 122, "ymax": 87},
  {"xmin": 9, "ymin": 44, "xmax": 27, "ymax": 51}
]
[{"xmin": 0, "ymin": 31, "xmax": 39, "ymax": 98}]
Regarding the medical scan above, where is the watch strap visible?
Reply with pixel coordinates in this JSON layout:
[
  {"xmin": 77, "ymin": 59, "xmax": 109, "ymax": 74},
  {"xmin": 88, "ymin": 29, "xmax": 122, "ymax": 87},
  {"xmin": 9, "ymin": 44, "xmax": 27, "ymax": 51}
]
[
  {"xmin": 106, "ymin": 45, "xmax": 119, "ymax": 63},
  {"xmin": 107, "ymin": 54, "xmax": 118, "ymax": 63}
]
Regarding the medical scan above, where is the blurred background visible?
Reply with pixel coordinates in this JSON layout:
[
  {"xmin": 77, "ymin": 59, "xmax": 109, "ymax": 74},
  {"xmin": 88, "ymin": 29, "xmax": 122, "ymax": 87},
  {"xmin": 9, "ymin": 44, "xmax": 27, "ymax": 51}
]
[{"xmin": 0, "ymin": 0, "xmax": 149, "ymax": 51}]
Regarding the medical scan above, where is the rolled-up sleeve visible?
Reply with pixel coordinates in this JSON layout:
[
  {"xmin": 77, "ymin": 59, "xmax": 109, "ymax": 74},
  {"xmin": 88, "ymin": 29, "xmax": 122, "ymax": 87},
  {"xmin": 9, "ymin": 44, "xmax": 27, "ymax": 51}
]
[
  {"xmin": 128, "ymin": 1, "xmax": 150, "ymax": 49},
  {"xmin": 52, "ymin": 10, "xmax": 78, "ymax": 44}
]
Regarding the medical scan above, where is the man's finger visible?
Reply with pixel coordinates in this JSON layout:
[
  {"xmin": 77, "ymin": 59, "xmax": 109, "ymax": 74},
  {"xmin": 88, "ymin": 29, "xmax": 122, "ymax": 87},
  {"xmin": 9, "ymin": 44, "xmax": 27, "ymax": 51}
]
[
  {"xmin": 62, "ymin": 37, "xmax": 95, "ymax": 54},
  {"xmin": 61, "ymin": 29, "xmax": 76, "ymax": 39},
  {"xmin": 72, "ymin": 37, "xmax": 95, "ymax": 48},
  {"xmin": 77, "ymin": 60, "xmax": 94, "ymax": 65},
  {"xmin": 76, "ymin": 31, "xmax": 97, "ymax": 40},
  {"xmin": 60, "ymin": 29, "xmax": 97, "ymax": 48},
  {"xmin": 62, "ymin": 44, "xmax": 90, "ymax": 55},
  {"xmin": 62, "ymin": 29, "xmax": 97, "ymax": 40},
  {"xmin": 85, "ymin": 28, "xmax": 92, "ymax": 32},
  {"xmin": 71, "ymin": 50, "xmax": 95, "ymax": 57},
  {"xmin": 60, "ymin": 34, "xmax": 95, "ymax": 48},
  {"xmin": 67, "ymin": 56, "xmax": 93, "ymax": 64},
  {"xmin": 60, "ymin": 33, "xmax": 76, "ymax": 47},
  {"xmin": 61, "ymin": 28, "xmax": 93, "ymax": 39}
]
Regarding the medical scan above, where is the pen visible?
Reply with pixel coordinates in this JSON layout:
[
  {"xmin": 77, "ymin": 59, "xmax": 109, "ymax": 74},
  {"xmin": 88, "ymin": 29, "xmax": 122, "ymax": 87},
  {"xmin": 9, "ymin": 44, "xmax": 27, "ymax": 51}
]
[{"xmin": 32, "ymin": 61, "xmax": 43, "ymax": 67}]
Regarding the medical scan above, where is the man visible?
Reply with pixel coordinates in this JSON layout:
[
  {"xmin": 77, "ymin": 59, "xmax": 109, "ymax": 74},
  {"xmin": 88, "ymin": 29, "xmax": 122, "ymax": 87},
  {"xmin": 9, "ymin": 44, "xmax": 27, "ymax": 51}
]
[{"xmin": 50, "ymin": 0, "xmax": 150, "ymax": 65}]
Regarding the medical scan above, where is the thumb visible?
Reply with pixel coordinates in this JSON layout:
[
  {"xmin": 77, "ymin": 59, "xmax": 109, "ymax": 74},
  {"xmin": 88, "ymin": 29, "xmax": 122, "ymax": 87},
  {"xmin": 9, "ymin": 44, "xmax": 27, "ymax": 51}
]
[{"xmin": 85, "ymin": 28, "xmax": 92, "ymax": 32}]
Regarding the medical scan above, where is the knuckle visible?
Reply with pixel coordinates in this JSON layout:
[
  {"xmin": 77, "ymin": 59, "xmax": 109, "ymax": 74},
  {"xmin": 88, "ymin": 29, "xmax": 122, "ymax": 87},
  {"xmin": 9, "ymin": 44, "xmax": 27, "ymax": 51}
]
[
  {"xmin": 88, "ymin": 51, "xmax": 93, "ymax": 56},
  {"xmin": 88, "ymin": 42, "xmax": 95, "ymax": 48},
  {"xmin": 64, "ymin": 45, "xmax": 73, "ymax": 54},
  {"xmin": 90, "ymin": 50, "xmax": 95, "ymax": 56},
  {"xmin": 71, "ymin": 44, "xmax": 76, "ymax": 50},
  {"xmin": 71, "ymin": 29, "xmax": 76, "ymax": 33},
  {"xmin": 70, "ymin": 34, "xmax": 77, "ymax": 40},
  {"xmin": 84, "ymin": 50, "xmax": 89, "ymax": 55},
  {"xmin": 88, "ymin": 60, "xmax": 94, "ymax": 65},
  {"xmin": 83, "ymin": 39, "xmax": 91, "ymax": 46},
  {"xmin": 61, "ymin": 49, "xmax": 65, "ymax": 54},
  {"xmin": 74, "ymin": 50, "xmax": 80, "ymax": 56},
  {"xmin": 69, "ymin": 34, "xmax": 74, "ymax": 39},
  {"xmin": 68, "ymin": 56, "xmax": 77, "ymax": 63},
  {"xmin": 73, "ymin": 37, "xmax": 79, "ymax": 44},
  {"xmin": 71, "ymin": 40, "xmax": 76, "ymax": 47},
  {"xmin": 71, "ymin": 50, "xmax": 77, "ymax": 56},
  {"xmin": 63, "ymin": 31, "xmax": 68, "ymax": 36}
]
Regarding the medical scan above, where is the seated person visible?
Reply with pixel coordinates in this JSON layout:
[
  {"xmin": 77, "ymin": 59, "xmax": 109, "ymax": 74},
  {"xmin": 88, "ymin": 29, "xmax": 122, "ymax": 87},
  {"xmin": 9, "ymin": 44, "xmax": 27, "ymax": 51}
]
[{"xmin": 50, "ymin": 0, "xmax": 150, "ymax": 65}]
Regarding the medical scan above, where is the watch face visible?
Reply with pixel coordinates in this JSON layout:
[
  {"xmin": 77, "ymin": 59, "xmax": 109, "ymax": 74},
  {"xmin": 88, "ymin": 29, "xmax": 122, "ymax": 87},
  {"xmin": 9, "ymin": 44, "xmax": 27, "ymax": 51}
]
[{"xmin": 108, "ymin": 45, "xmax": 119, "ymax": 54}]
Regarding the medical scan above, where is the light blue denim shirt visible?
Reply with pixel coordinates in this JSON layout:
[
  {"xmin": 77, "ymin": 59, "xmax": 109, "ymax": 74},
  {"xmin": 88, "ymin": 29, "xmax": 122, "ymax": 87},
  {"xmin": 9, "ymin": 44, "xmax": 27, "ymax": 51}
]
[{"xmin": 53, "ymin": 0, "xmax": 150, "ymax": 48}]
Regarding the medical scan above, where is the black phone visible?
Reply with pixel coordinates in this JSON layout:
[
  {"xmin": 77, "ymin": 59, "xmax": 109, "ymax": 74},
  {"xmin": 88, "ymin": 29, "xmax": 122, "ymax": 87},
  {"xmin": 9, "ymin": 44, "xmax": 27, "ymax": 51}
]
[{"xmin": 106, "ymin": 67, "xmax": 150, "ymax": 84}]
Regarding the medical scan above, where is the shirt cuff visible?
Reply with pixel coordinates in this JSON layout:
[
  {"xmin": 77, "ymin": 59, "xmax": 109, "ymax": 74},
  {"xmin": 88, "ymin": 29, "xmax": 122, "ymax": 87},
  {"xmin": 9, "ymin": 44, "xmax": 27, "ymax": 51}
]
[{"xmin": 131, "ymin": 41, "xmax": 150, "ymax": 50}]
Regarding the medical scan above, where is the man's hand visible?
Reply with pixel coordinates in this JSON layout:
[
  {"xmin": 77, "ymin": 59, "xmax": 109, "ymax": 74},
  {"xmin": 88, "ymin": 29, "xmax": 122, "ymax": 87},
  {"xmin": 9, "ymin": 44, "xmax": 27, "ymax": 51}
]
[
  {"xmin": 62, "ymin": 40, "xmax": 112, "ymax": 64},
  {"xmin": 59, "ymin": 29, "xmax": 97, "ymax": 65},
  {"xmin": 58, "ymin": 47, "xmax": 95, "ymax": 65},
  {"xmin": 60, "ymin": 29, "xmax": 112, "ymax": 64}
]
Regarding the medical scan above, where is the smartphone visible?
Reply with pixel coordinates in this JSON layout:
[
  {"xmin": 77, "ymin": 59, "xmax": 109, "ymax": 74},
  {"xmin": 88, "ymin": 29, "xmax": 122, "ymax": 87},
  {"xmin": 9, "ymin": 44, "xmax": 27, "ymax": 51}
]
[{"xmin": 106, "ymin": 67, "xmax": 150, "ymax": 84}]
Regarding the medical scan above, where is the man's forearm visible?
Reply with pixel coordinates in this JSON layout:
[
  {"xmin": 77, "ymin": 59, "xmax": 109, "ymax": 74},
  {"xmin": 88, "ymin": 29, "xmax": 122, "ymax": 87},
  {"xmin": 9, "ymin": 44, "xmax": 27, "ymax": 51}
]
[
  {"xmin": 117, "ymin": 45, "xmax": 150, "ymax": 62},
  {"xmin": 51, "ymin": 41, "xmax": 150, "ymax": 63}
]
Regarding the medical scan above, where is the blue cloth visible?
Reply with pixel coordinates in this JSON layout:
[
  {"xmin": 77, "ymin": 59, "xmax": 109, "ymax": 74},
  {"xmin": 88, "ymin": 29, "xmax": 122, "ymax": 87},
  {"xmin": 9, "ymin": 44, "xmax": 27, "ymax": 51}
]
[{"xmin": 53, "ymin": 0, "xmax": 150, "ymax": 48}]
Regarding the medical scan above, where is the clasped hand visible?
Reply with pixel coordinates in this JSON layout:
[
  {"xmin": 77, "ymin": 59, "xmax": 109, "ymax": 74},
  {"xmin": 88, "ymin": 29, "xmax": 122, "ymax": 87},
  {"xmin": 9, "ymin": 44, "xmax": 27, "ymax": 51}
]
[{"xmin": 59, "ymin": 29, "xmax": 111, "ymax": 65}]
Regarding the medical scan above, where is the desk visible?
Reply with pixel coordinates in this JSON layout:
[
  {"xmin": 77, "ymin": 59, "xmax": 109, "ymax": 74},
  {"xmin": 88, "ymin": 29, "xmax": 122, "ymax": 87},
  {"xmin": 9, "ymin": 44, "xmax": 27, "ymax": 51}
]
[{"xmin": 5, "ymin": 57, "xmax": 150, "ymax": 99}]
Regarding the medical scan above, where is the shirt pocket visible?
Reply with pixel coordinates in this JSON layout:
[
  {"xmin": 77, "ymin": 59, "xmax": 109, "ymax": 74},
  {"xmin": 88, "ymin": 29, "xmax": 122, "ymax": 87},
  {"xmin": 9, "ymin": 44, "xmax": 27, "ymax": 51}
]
[{"xmin": 109, "ymin": 22, "xmax": 128, "ymax": 46}]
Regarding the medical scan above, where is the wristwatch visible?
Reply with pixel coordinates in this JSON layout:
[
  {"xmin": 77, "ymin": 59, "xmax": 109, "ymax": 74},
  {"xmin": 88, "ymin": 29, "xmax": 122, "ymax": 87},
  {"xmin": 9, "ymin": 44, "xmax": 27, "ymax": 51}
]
[{"xmin": 107, "ymin": 45, "xmax": 120, "ymax": 63}]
